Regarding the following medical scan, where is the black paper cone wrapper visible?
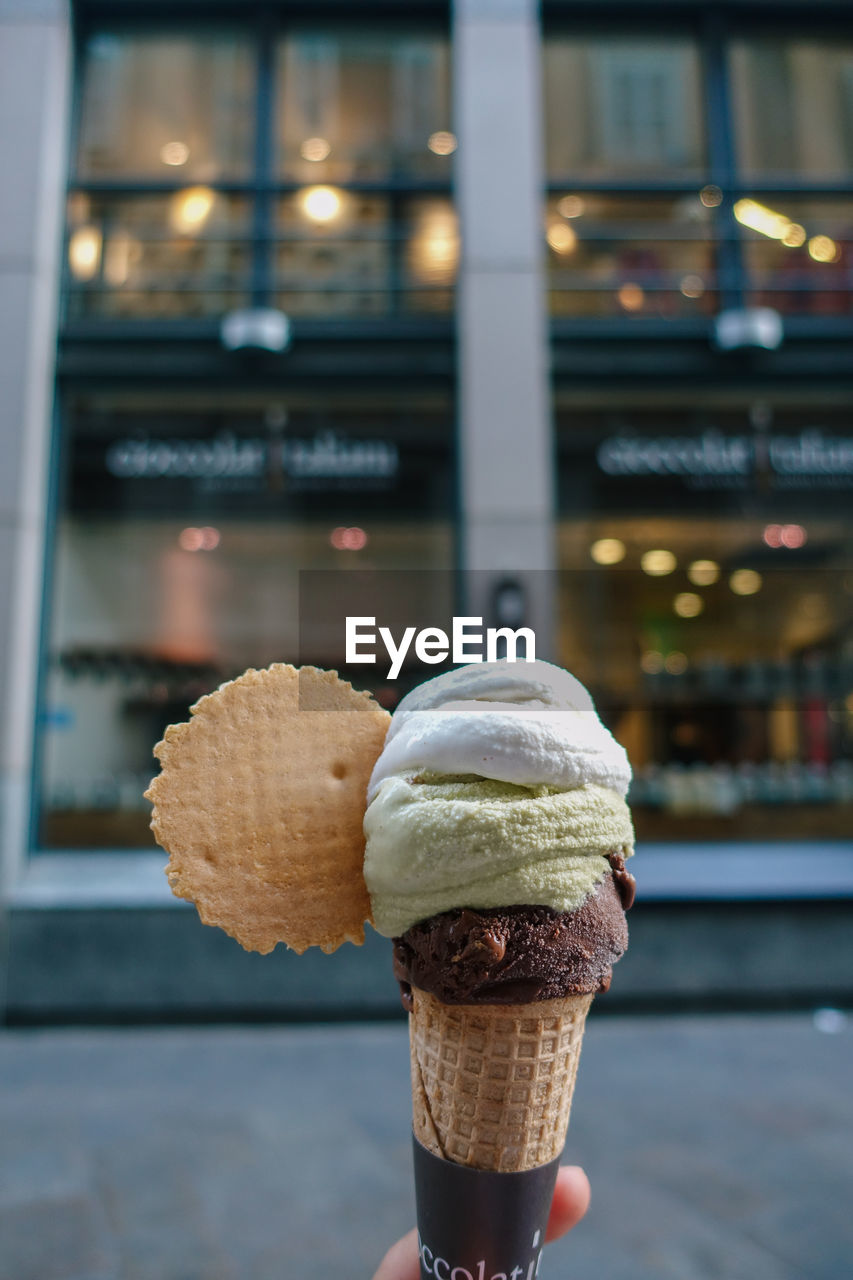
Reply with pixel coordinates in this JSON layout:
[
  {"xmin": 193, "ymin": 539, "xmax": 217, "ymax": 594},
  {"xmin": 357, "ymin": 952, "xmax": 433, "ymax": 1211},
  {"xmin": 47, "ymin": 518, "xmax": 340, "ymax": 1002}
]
[{"xmin": 412, "ymin": 1135, "xmax": 562, "ymax": 1280}]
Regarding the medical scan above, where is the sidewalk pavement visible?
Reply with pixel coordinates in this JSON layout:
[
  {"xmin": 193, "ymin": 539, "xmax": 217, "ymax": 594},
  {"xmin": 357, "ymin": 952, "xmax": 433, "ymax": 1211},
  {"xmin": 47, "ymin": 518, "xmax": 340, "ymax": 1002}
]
[{"xmin": 0, "ymin": 1010, "xmax": 849, "ymax": 1280}]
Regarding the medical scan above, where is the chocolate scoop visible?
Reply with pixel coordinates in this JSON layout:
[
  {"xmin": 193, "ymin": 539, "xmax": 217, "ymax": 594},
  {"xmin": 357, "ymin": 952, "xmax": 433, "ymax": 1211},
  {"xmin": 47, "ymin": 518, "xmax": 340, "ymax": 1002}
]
[{"xmin": 392, "ymin": 872, "xmax": 629, "ymax": 1006}]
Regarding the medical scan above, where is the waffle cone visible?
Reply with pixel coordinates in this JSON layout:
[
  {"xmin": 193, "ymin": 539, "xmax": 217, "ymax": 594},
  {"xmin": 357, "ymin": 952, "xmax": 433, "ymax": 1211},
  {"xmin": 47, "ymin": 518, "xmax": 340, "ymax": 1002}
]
[{"xmin": 409, "ymin": 986, "xmax": 593, "ymax": 1172}]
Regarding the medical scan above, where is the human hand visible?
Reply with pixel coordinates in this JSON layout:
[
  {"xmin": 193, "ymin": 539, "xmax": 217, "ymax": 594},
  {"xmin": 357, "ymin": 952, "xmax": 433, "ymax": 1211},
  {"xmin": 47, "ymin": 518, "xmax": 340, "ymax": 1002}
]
[{"xmin": 372, "ymin": 1164, "xmax": 591, "ymax": 1280}]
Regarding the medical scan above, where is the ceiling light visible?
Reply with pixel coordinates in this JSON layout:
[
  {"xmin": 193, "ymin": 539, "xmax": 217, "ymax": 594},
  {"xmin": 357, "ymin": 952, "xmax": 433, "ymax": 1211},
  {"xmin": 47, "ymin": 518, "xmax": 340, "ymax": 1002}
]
[
  {"xmin": 687, "ymin": 559, "xmax": 719, "ymax": 586},
  {"xmin": 590, "ymin": 538, "xmax": 626, "ymax": 566},
  {"xmin": 171, "ymin": 186, "xmax": 215, "ymax": 234},
  {"xmin": 300, "ymin": 137, "xmax": 331, "ymax": 162},
  {"xmin": 808, "ymin": 235, "xmax": 840, "ymax": 264},
  {"xmin": 546, "ymin": 222, "xmax": 577, "ymax": 254},
  {"xmin": 641, "ymin": 549, "xmax": 676, "ymax": 576},
  {"xmin": 68, "ymin": 225, "xmax": 102, "ymax": 280},
  {"xmin": 427, "ymin": 131, "xmax": 457, "ymax": 156},
  {"xmin": 674, "ymin": 592, "xmax": 703, "ymax": 618},
  {"xmin": 734, "ymin": 198, "xmax": 794, "ymax": 240},
  {"xmin": 301, "ymin": 185, "xmax": 342, "ymax": 223},
  {"xmin": 160, "ymin": 141, "xmax": 189, "ymax": 166},
  {"xmin": 730, "ymin": 569, "xmax": 763, "ymax": 596},
  {"xmin": 330, "ymin": 526, "xmax": 368, "ymax": 551},
  {"xmin": 780, "ymin": 524, "xmax": 806, "ymax": 548},
  {"xmin": 618, "ymin": 282, "xmax": 644, "ymax": 312},
  {"xmin": 557, "ymin": 195, "xmax": 585, "ymax": 219},
  {"xmin": 640, "ymin": 651, "xmax": 664, "ymax": 674},
  {"xmin": 781, "ymin": 223, "xmax": 806, "ymax": 248},
  {"xmin": 680, "ymin": 274, "xmax": 705, "ymax": 299}
]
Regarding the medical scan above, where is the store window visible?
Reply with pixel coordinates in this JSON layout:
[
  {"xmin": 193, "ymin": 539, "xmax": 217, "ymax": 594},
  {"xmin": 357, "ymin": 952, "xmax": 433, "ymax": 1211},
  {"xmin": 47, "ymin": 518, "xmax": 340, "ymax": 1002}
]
[
  {"xmin": 543, "ymin": 27, "xmax": 853, "ymax": 321},
  {"xmin": 730, "ymin": 38, "xmax": 853, "ymax": 318},
  {"xmin": 38, "ymin": 390, "xmax": 455, "ymax": 850},
  {"xmin": 556, "ymin": 396, "xmax": 853, "ymax": 842},
  {"xmin": 275, "ymin": 32, "xmax": 452, "ymax": 182},
  {"xmin": 544, "ymin": 37, "xmax": 706, "ymax": 180},
  {"xmin": 543, "ymin": 35, "xmax": 715, "ymax": 318},
  {"xmin": 730, "ymin": 39, "xmax": 853, "ymax": 182},
  {"xmin": 544, "ymin": 193, "xmax": 716, "ymax": 319},
  {"xmin": 65, "ymin": 25, "xmax": 455, "ymax": 321}
]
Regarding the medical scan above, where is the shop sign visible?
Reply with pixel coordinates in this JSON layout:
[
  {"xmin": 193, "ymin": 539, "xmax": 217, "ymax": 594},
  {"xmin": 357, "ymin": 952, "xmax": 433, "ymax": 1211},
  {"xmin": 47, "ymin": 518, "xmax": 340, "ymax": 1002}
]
[
  {"xmin": 105, "ymin": 429, "xmax": 399, "ymax": 490},
  {"xmin": 597, "ymin": 428, "xmax": 853, "ymax": 490}
]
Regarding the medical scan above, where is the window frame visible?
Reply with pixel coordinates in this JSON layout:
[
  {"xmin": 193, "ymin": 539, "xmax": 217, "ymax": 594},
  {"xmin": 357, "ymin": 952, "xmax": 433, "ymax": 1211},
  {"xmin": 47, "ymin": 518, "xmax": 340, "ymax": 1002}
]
[
  {"xmin": 542, "ymin": 6, "xmax": 853, "ymax": 334},
  {"xmin": 64, "ymin": 8, "xmax": 456, "ymax": 333}
]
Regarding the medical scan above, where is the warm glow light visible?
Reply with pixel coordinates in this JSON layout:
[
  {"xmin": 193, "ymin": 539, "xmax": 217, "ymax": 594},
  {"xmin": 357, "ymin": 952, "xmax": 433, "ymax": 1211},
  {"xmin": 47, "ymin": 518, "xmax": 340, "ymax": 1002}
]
[
  {"xmin": 780, "ymin": 523, "xmax": 807, "ymax": 548},
  {"xmin": 618, "ymin": 282, "xmax": 644, "ymax": 312},
  {"xmin": 640, "ymin": 651, "xmax": 664, "ymax": 674},
  {"xmin": 171, "ymin": 186, "xmax": 215, "ymax": 234},
  {"xmin": 179, "ymin": 526, "xmax": 220, "ymax": 551},
  {"xmin": 546, "ymin": 222, "xmax": 577, "ymax": 254},
  {"xmin": 428, "ymin": 131, "xmax": 457, "ymax": 156},
  {"xmin": 641, "ymin": 549, "xmax": 676, "ymax": 576},
  {"xmin": 408, "ymin": 204, "xmax": 459, "ymax": 284},
  {"xmin": 665, "ymin": 651, "xmax": 689, "ymax": 675},
  {"xmin": 730, "ymin": 568, "xmax": 763, "ymax": 596},
  {"xmin": 808, "ymin": 235, "xmax": 840, "ymax": 263},
  {"xmin": 301, "ymin": 185, "xmax": 342, "ymax": 224},
  {"xmin": 590, "ymin": 538, "xmax": 626, "ymax": 566},
  {"xmin": 179, "ymin": 527, "xmax": 203, "ymax": 551},
  {"xmin": 733, "ymin": 198, "xmax": 794, "ymax": 240},
  {"xmin": 680, "ymin": 274, "xmax": 705, "ymax": 299},
  {"xmin": 557, "ymin": 195, "xmax": 585, "ymax": 219},
  {"xmin": 700, "ymin": 185, "xmax": 723, "ymax": 208},
  {"xmin": 781, "ymin": 223, "xmax": 807, "ymax": 248},
  {"xmin": 674, "ymin": 592, "xmax": 704, "ymax": 618},
  {"xmin": 764, "ymin": 523, "xmax": 807, "ymax": 549},
  {"xmin": 68, "ymin": 226, "xmax": 102, "ymax": 280},
  {"xmin": 103, "ymin": 230, "xmax": 141, "ymax": 287},
  {"xmin": 687, "ymin": 559, "xmax": 720, "ymax": 586},
  {"xmin": 300, "ymin": 137, "xmax": 331, "ymax": 162},
  {"xmin": 330, "ymin": 526, "xmax": 368, "ymax": 551},
  {"xmin": 160, "ymin": 141, "xmax": 190, "ymax": 166}
]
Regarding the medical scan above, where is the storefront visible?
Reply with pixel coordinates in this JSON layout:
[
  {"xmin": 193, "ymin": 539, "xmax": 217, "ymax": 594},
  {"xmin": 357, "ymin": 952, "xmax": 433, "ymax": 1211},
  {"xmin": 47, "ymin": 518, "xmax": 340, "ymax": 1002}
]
[
  {"xmin": 554, "ymin": 392, "xmax": 853, "ymax": 845},
  {"xmin": 38, "ymin": 8, "xmax": 457, "ymax": 857},
  {"xmin": 2, "ymin": 0, "xmax": 851, "ymax": 1020},
  {"xmin": 40, "ymin": 387, "xmax": 455, "ymax": 851},
  {"xmin": 544, "ymin": 13, "xmax": 853, "ymax": 855}
]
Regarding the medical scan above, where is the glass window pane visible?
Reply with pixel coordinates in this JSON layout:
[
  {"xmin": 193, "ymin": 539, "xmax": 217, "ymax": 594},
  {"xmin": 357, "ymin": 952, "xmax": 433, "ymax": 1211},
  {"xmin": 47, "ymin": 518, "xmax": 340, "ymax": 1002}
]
[
  {"xmin": 75, "ymin": 33, "xmax": 255, "ymax": 180},
  {"xmin": 275, "ymin": 31, "xmax": 453, "ymax": 181},
  {"xmin": 39, "ymin": 391, "xmax": 455, "ymax": 849},
  {"xmin": 731, "ymin": 39, "xmax": 853, "ymax": 181},
  {"xmin": 555, "ymin": 399, "xmax": 853, "ymax": 844},
  {"xmin": 546, "ymin": 194, "xmax": 716, "ymax": 317},
  {"xmin": 402, "ymin": 197, "xmax": 458, "ymax": 313},
  {"xmin": 273, "ymin": 192, "xmax": 457, "ymax": 316},
  {"xmin": 736, "ymin": 197, "xmax": 853, "ymax": 316},
  {"xmin": 65, "ymin": 191, "xmax": 252, "ymax": 319},
  {"xmin": 544, "ymin": 37, "xmax": 706, "ymax": 179},
  {"xmin": 274, "ymin": 191, "xmax": 391, "ymax": 315}
]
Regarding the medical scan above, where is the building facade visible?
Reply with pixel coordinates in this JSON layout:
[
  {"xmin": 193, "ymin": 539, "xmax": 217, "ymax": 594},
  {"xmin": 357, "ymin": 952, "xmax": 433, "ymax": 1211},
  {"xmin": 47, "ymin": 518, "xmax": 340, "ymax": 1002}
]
[{"xmin": 2, "ymin": 0, "xmax": 852, "ymax": 1019}]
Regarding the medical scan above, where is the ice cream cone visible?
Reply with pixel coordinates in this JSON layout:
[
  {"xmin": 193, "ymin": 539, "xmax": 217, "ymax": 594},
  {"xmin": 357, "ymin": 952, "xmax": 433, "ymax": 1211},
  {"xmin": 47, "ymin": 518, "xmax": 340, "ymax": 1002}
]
[{"xmin": 409, "ymin": 986, "xmax": 593, "ymax": 1173}]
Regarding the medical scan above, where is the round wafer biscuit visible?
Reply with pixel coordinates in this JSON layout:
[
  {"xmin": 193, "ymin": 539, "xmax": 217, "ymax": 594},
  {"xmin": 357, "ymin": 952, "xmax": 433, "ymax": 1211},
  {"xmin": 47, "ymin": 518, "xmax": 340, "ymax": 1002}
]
[{"xmin": 145, "ymin": 664, "xmax": 390, "ymax": 954}]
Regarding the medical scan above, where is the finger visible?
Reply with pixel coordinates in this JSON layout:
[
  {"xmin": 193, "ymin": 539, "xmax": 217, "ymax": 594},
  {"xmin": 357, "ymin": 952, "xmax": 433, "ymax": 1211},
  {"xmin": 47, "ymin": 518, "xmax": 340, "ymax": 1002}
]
[
  {"xmin": 372, "ymin": 1226, "xmax": 420, "ymax": 1280},
  {"xmin": 545, "ymin": 1164, "xmax": 591, "ymax": 1242},
  {"xmin": 374, "ymin": 1166, "xmax": 590, "ymax": 1277}
]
